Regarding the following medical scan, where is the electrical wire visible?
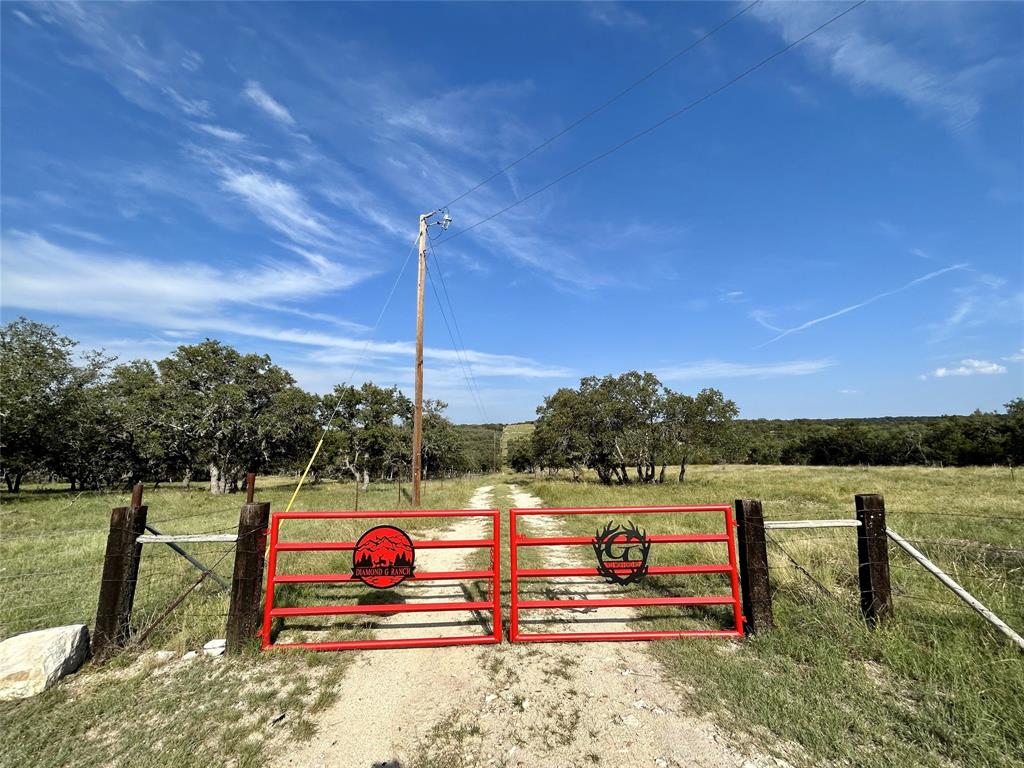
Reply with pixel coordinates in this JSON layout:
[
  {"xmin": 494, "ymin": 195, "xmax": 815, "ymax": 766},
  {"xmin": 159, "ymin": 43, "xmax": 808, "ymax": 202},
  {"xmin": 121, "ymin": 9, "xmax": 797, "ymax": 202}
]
[
  {"xmin": 436, "ymin": 0, "xmax": 867, "ymax": 247},
  {"xmin": 282, "ymin": 234, "xmax": 420, "ymax": 514},
  {"xmin": 425, "ymin": 264, "xmax": 489, "ymax": 424},
  {"xmin": 438, "ymin": 0, "xmax": 763, "ymax": 210},
  {"xmin": 426, "ymin": 235, "xmax": 489, "ymax": 422}
]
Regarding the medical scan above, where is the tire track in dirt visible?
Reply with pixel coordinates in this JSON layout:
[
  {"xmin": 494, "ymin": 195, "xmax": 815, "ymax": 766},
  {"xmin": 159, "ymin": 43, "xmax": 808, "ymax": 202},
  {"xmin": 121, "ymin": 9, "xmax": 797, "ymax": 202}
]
[
  {"xmin": 272, "ymin": 486, "xmax": 497, "ymax": 768},
  {"xmin": 442, "ymin": 483, "xmax": 780, "ymax": 768}
]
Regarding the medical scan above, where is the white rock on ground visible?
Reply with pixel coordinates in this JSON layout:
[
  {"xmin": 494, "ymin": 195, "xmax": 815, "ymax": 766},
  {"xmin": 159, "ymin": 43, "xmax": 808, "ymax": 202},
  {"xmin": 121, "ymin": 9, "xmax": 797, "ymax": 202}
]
[
  {"xmin": 0, "ymin": 624, "xmax": 89, "ymax": 700},
  {"xmin": 202, "ymin": 638, "xmax": 226, "ymax": 656}
]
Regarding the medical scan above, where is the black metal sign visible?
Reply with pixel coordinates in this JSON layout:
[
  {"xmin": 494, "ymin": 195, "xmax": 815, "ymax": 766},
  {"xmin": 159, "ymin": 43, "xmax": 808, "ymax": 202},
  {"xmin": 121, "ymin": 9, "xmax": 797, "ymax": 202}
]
[{"xmin": 592, "ymin": 520, "xmax": 651, "ymax": 586}]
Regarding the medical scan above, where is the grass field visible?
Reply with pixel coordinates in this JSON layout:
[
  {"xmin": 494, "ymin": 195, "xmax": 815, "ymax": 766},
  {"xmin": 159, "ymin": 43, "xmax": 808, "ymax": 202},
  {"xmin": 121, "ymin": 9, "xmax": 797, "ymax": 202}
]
[
  {"xmin": 0, "ymin": 474, "xmax": 495, "ymax": 646},
  {"xmin": 511, "ymin": 464, "xmax": 1024, "ymax": 768},
  {"xmin": 1, "ymin": 466, "xmax": 1022, "ymax": 768},
  {"xmin": 499, "ymin": 421, "xmax": 534, "ymax": 460}
]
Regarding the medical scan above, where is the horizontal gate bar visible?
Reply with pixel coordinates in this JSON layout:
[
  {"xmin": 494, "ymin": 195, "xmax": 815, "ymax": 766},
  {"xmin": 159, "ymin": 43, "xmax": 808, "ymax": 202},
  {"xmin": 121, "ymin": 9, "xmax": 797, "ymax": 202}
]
[
  {"xmin": 763, "ymin": 519, "xmax": 861, "ymax": 529},
  {"xmin": 269, "ymin": 635, "xmax": 497, "ymax": 651},
  {"xmin": 516, "ymin": 533, "xmax": 728, "ymax": 546},
  {"xmin": 515, "ymin": 564, "xmax": 733, "ymax": 578},
  {"xmin": 514, "ymin": 629, "xmax": 742, "ymax": 643},
  {"xmin": 273, "ymin": 569, "xmax": 493, "ymax": 584},
  {"xmin": 137, "ymin": 533, "xmax": 238, "ymax": 543},
  {"xmin": 275, "ymin": 509, "xmax": 497, "ymax": 520},
  {"xmin": 274, "ymin": 538, "xmax": 493, "ymax": 552},
  {"xmin": 519, "ymin": 595, "xmax": 735, "ymax": 610},
  {"xmin": 270, "ymin": 600, "xmax": 491, "ymax": 618},
  {"xmin": 510, "ymin": 505, "xmax": 730, "ymax": 516}
]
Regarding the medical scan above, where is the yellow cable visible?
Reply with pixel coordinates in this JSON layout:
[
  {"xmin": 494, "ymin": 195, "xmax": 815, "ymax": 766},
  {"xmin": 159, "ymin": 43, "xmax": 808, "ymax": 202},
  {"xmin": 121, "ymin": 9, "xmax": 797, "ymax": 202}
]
[{"xmin": 284, "ymin": 435, "xmax": 326, "ymax": 514}]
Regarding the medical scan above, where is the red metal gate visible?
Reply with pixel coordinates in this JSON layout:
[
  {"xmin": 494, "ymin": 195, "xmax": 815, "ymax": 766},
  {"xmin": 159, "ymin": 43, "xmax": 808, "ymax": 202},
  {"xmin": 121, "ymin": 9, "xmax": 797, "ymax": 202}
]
[
  {"xmin": 262, "ymin": 509, "xmax": 501, "ymax": 651},
  {"xmin": 509, "ymin": 505, "xmax": 743, "ymax": 643}
]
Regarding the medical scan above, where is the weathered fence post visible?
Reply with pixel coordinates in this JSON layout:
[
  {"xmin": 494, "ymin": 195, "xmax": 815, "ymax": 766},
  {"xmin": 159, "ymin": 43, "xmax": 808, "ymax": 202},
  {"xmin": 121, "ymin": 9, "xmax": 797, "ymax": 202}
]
[
  {"xmin": 92, "ymin": 483, "xmax": 148, "ymax": 656},
  {"xmin": 855, "ymin": 493, "xmax": 892, "ymax": 626},
  {"xmin": 226, "ymin": 473, "xmax": 271, "ymax": 654},
  {"xmin": 734, "ymin": 499, "xmax": 773, "ymax": 634}
]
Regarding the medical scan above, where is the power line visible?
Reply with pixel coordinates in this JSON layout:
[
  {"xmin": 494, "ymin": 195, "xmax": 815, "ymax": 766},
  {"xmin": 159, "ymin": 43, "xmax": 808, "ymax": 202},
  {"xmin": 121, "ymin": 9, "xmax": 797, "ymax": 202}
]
[
  {"xmin": 425, "ymin": 259, "xmax": 489, "ymax": 423},
  {"xmin": 426, "ymin": 234, "xmax": 489, "ymax": 422},
  {"xmin": 436, "ymin": 0, "xmax": 866, "ymax": 247},
  {"xmin": 439, "ymin": 0, "xmax": 763, "ymax": 211}
]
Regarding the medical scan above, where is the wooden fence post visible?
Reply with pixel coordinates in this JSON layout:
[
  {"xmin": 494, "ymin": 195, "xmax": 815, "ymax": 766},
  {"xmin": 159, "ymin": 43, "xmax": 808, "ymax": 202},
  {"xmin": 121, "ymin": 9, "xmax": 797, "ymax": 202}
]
[
  {"xmin": 226, "ymin": 474, "xmax": 271, "ymax": 654},
  {"xmin": 734, "ymin": 499, "xmax": 773, "ymax": 634},
  {"xmin": 855, "ymin": 493, "xmax": 892, "ymax": 626},
  {"xmin": 92, "ymin": 483, "xmax": 148, "ymax": 656}
]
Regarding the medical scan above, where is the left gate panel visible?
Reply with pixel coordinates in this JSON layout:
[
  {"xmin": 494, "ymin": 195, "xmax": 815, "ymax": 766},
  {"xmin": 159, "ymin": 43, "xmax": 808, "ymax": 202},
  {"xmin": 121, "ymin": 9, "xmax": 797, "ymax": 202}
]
[{"xmin": 261, "ymin": 509, "xmax": 501, "ymax": 651}]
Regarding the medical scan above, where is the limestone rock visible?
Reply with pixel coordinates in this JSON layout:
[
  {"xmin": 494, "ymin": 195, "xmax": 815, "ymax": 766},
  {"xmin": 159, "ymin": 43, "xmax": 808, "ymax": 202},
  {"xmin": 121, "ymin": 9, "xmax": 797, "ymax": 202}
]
[
  {"xmin": 0, "ymin": 624, "xmax": 89, "ymax": 700},
  {"xmin": 202, "ymin": 638, "xmax": 226, "ymax": 657}
]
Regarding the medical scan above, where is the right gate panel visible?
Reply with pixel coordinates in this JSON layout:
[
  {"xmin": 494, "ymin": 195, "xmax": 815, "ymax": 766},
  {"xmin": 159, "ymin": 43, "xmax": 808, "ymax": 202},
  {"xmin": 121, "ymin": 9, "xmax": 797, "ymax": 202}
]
[{"xmin": 509, "ymin": 504, "xmax": 743, "ymax": 643}]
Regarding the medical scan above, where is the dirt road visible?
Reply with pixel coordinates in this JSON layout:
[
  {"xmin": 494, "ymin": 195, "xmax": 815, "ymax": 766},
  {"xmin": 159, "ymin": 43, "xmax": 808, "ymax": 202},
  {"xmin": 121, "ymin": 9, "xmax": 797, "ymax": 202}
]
[{"xmin": 271, "ymin": 484, "xmax": 779, "ymax": 768}]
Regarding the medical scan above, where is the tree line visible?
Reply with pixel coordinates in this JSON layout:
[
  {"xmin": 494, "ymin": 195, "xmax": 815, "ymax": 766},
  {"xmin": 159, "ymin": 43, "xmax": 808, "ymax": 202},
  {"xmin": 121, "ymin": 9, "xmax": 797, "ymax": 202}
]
[
  {"xmin": 507, "ymin": 373, "xmax": 1022, "ymax": 481},
  {"xmin": 507, "ymin": 371, "xmax": 737, "ymax": 483},
  {"xmin": 0, "ymin": 318, "xmax": 497, "ymax": 493},
  {"xmin": 726, "ymin": 410, "xmax": 1023, "ymax": 468}
]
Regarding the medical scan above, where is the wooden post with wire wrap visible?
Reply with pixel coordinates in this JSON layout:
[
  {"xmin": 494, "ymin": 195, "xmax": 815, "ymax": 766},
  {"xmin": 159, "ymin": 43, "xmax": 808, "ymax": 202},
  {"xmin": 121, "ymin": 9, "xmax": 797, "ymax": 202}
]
[
  {"xmin": 855, "ymin": 493, "xmax": 892, "ymax": 625},
  {"xmin": 92, "ymin": 483, "xmax": 148, "ymax": 656},
  {"xmin": 226, "ymin": 473, "xmax": 271, "ymax": 654},
  {"xmin": 734, "ymin": 499, "xmax": 773, "ymax": 634}
]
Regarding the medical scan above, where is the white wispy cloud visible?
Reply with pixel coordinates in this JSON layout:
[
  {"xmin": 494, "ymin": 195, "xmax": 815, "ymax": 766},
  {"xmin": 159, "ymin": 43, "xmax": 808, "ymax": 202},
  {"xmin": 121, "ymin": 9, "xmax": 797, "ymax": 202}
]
[
  {"xmin": 752, "ymin": 2, "xmax": 1004, "ymax": 132},
  {"xmin": 13, "ymin": 9, "xmax": 37, "ymax": 26},
  {"xmin": 44, "ymin": 2, "xmax": 214, "ymax": 120},
  {"xmin": 921, "ymin": 359, "xmax": 1007, "ymax": 379},
  {"xmin": 0, "ymin": 232, "xmax": 568, "ymax": 387},
  {"xmin": 180, "ymin": 50, "xmax": 203, "ymax": 72},
  {"xmin": 658, "ymin": 359, "xmax": 836, "ymax": 381},
  {"xmin": 926, "ymin": 270, "xmax": 1022, "ymax": 344},
  {"xmin": 195, "ymin": 123, "xmax": 246, "ymax": 142},
  {"xmin": 217, "ymin": 167, "xmax": 335, "ymax": 250},
  {"xmin": 49, "ymin": 224, "xmax": 111, "ymax": 245},
  {"xmin": 0, "ymin": 231, "xmax": 364, "ymax": 326},
  {"xmin": 160, "ymin": 86, "xmax": 210, "ymax": 117},
  {"xmin": 760, "ymin": 264, "xmax": 967, "ymax": 346},
  {"xmin": 587, "ymin": 2, "xmax": 648, "ymax": 29},
  {"xmin": 243, "ymin": 80, "xmax": 296, "ymax": 127},
  {"xmin": 1003, "ymin": 349, "xmax": 1024, "ymax": 363}
]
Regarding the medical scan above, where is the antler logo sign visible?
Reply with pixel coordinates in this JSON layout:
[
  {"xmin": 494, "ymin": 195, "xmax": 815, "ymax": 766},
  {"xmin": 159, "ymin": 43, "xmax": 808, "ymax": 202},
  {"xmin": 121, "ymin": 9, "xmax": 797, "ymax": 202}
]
[
  {"xmin": 592, "ymin": 520, "xmax": 651, "ymax": 586},
  {"xmin": 352, "ymin": 525, "xmax": 416, "ymax": 589}
]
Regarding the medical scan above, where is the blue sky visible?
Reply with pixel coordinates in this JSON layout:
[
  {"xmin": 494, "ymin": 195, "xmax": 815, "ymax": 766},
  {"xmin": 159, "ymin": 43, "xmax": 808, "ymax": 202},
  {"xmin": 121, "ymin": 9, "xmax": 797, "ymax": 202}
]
[{"xmin": 2, "ymin": 1, "xmax": 1022, "ymax": 423}]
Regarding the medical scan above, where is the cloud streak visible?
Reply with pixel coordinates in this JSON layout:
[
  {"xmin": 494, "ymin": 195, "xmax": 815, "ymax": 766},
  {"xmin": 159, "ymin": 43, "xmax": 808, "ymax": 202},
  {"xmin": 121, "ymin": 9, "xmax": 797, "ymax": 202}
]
[
  {"xmin": 759, "ymin": 264, "xmax": 967, "ymax": 346},
  {"xmin": 243, "ymin": 80, "xmax": 296, "ymax": 127},
  {"xmin": 658, "ymin": 358, "xmax": 836, "ymax": 381}
]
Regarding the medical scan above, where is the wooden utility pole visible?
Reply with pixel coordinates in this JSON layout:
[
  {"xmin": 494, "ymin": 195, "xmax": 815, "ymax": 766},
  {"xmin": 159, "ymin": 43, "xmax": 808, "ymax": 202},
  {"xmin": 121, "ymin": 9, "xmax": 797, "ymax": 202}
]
[{"xmin": 412, "ymin": 213, "xmax": 428, "ymax": 506}]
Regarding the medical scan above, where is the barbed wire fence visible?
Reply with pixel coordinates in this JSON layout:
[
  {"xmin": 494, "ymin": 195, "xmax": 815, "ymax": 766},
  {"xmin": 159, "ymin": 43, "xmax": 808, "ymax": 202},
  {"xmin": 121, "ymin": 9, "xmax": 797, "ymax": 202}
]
[
  {"xmin": 2, "ymin": 486, "xmax": 1022, "ymax": 651},
  {"xmin": 757, "ymin": 507, "xmax": 1024, "ymax": 645},
  {"xmin": 0, "ymin": 495, "xmax": 245, "ymax": 647}
]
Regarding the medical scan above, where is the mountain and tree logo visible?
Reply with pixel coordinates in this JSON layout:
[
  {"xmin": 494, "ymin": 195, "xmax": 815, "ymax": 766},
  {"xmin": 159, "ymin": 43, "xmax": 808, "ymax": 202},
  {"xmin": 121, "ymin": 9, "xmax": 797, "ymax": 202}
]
[
  {"xmin": 592, "ymin": 520, "xmax": 651, "ymax": 586},
  {"xmin": 352, "ymin": 525, "xmax": 416, "ymax": 589}
]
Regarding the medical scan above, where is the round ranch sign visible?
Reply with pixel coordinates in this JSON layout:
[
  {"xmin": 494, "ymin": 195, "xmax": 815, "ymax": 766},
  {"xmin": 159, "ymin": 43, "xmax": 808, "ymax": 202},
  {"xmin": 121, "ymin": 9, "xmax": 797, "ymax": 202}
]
[{"xmin": 352, "ymin": 525, "xmax": 416, "ymax": 589}]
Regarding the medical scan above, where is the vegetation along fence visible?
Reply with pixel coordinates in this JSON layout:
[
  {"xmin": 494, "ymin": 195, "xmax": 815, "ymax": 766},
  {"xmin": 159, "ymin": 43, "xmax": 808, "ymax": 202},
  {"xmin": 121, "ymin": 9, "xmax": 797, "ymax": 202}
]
[{"xmin": 2, "ymin": 481, "xmax": 1021, "ymax": 656}]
